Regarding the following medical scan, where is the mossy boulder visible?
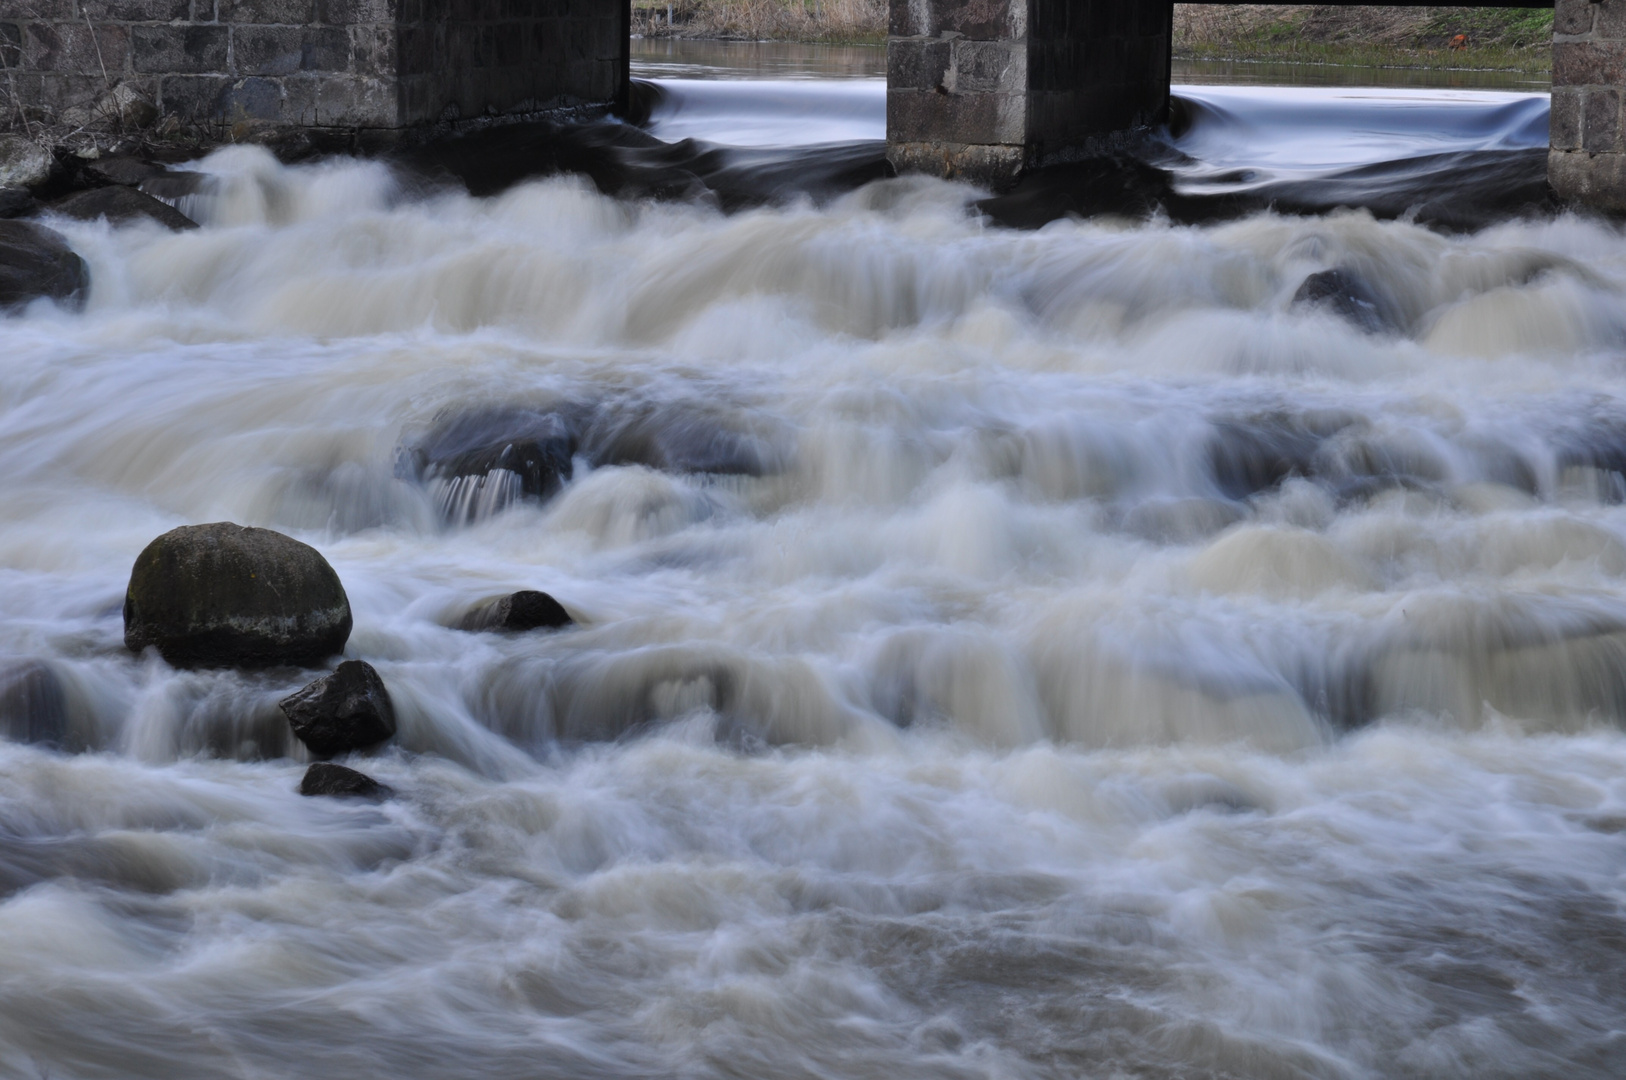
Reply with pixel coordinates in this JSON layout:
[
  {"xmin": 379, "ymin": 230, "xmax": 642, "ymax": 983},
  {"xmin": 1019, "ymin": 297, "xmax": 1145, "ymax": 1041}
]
[{"xmin": 123, "ymin": 523, "xmax": 352, "ymax": 668}]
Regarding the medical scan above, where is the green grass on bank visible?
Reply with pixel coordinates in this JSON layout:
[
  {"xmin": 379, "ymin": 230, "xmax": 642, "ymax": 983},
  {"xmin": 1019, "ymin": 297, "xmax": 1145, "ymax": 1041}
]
[{"xmin": 1175, "ymin": 7, "xmax": 1553, "ymax": 73}]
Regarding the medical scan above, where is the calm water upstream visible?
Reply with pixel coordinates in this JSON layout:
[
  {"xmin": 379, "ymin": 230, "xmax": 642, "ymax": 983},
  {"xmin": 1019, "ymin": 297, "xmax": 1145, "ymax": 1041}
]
[{"xmin": 2, "ymin": 38, "xmax": 1624, "ymax": 1080}]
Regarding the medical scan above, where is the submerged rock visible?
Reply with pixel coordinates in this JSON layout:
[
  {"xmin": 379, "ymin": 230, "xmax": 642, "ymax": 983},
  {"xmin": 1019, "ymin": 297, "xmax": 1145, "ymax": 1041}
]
[
  {"xmin": 459, "ymin": 590, "xmax": 574, "ymax": 633},
  {"xmin": 280, "ymin": 660, "xmax": 396, "ymax": 758},
  {"xmin": 0, "ymin": 219, "xmax": 88, "ymax": 312},
  {"xmin": 50, "ymin": 186, "xmax": 198, "ymax": 231},
  {"xmin": 0, "ymin": 660, "xmax": 67, "ymax": 748},
  {"xmin": 580, "ymin": 400, "xmax": 783, "ymax": 477},
  {"xmin": 299, "ymin": 761, "xmax": 391, "ymax": 799},
  {"xmin": 1290, "ymin": 268, "xmax": 1395, "ymax": 335},
  {"xmin": 123, "ymin": 522, "xmax": 353, "ymax": 668},
  {"xmin": 404, "ymin": 407, "xmax": 576, "ymax": 522}
]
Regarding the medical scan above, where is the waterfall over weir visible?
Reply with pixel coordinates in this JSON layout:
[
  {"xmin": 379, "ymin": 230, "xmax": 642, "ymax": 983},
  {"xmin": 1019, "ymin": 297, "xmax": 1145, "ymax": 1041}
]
[{"xmin": 0, "ymin": 49, "xmax": 1623, "ymax": 1080}]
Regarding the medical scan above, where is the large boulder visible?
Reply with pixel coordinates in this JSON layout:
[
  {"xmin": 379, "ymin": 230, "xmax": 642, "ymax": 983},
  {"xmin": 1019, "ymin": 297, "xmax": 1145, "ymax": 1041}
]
[
  {"xmin": 0, "ymin": 136, "xmax": 53, "ymax": 190},
  {"xmin": 300, "ymin": 761, "xmax": 391, "ymax": 799},
  {"xmin": 124, "ymin": 523, "xmax": 353, "ymax": 668},
  {"xmin": 0, "ymin": 220, "xmax": 88, "ymax": 313},
  {"xmin": 279, "ymin": 660, "xmax": 396, "ymax": 758},
  {"xmin": 459, "ymin": 590, "xmax": 574, "ymax": 633},
  {"xmin": 50, "ymin": 186, "xmax": 198, "ymax": 231}
]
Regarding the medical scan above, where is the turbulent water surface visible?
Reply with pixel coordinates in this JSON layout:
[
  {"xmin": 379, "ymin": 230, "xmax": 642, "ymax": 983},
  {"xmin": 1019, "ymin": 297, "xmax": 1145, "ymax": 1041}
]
[{"xmin": 3, "ymin": 49, "xmax": 1626, "ymax": 1080}]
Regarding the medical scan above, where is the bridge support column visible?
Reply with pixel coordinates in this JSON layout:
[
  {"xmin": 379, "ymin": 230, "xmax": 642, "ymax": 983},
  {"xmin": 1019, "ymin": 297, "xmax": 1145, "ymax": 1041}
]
[
  {"xmin": 1551, "ymin": 0, "xmax": 1626, "ymax": 210},
  {"xmin": 0, "ymin": 0, "xmax": 627, "ymax": 142},
  {"xmin": 887, "ymin": 0, "xmax": 1172, "ymax": 187}
]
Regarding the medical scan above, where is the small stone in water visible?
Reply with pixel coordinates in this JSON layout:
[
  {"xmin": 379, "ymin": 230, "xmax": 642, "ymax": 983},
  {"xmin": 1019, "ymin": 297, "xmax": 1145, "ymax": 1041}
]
[
  {"xmin": 459, "ymin": 590, "xmax": 573, "ymax": 633},
  {"xmin": 300, "ymin": 762, "xmax": 390, "ymax": 800}
]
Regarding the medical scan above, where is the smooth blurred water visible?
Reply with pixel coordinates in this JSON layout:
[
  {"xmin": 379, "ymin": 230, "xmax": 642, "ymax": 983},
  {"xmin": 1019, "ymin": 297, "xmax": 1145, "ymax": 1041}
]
[{"xmin": 1, "ymin": 41, "xmax": 1623, "ymax": 1080}]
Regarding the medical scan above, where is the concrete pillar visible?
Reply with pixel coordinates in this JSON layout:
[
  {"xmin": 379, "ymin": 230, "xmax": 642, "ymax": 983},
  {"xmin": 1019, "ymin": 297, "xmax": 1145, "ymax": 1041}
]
[
  {"xmin": 1551, "ymin": 0, "xmax": 1626, "ymax": 209},
  {"xmin": 887, "ymin": 0, "xmax": 1172, "ymax": 187}
]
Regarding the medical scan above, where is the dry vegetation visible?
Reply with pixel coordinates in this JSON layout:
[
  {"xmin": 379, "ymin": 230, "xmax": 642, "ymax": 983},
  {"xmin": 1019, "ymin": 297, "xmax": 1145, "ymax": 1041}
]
[
  {"xmin": 634, "ymin": 3, "xmax": 1554, "ymax": 70},
  {"xmin": 633, "ymin": 0, "xmax": 886, "ymax": 44}
]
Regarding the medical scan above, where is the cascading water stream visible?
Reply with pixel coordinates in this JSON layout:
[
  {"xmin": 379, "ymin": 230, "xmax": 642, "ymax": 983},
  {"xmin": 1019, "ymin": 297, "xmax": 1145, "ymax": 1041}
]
[{"xmin": 0, "ymin": 48, "xmax": 1623, "ymax": 1080}]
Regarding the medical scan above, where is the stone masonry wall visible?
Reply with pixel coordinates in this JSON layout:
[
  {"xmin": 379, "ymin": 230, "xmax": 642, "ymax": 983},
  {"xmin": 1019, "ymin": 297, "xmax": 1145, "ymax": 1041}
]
[
  {"xmin": 1552, "ymin": 0, "xmax": 1626, "ymax": 209},
  {"xmin": 887, "ymin": 0, "xmax": 1172, "ymax": 186},
  {"xmin": 0, "ymin": 0, "xmax": 626, "ymax": 138}
]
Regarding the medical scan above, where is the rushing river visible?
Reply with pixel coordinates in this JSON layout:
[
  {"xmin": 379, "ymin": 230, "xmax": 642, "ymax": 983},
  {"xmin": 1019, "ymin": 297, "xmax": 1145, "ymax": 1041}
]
[{"xmin": 2, "ymin": 44, "xmax": 1625, "ymax": 1080}]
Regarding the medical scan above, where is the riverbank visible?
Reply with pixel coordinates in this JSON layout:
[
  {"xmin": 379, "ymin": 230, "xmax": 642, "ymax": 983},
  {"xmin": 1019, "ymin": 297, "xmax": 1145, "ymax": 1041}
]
[{"xmin": 633, "ymin": 3, "xmax": 1555, "ymax": 73}]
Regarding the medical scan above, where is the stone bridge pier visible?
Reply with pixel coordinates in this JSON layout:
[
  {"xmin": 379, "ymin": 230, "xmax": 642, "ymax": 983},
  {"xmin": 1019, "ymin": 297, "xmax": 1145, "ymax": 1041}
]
[
  {"xmin": 1, "ymin": 0, "xmax": 629, "ymax": 142},
  {"xmin": 887, "ymin": 0, "xmax": 1626, "ymax": 213},
  {"xmin": 887, "ymin": 0, "xmax": 1171, "ymax": 185}
]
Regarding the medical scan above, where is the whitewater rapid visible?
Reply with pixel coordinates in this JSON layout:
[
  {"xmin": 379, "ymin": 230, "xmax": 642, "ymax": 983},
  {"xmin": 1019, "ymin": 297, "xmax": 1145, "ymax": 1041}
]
[{"xmin": 1, "ymin": 79, "xmax": 1625, "ymax": 1078}]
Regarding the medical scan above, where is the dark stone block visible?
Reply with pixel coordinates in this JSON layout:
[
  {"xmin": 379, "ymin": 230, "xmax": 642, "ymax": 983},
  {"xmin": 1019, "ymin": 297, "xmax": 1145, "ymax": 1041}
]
[
  {"xmin": 953, "ymin": 39, "xmax": 1021, "ymax": 94},
  {"xmin": 4, "ymin": 1, "xmax": 77, "ymax": 17},
  {"xmin": 1596, "ymin": 0, "xmax": 1626, "ymax": 40},
  {"xmin": 220, "ymin": 0, "xmax": 317, "ymax": 23},
  {"xmin": 318, "ymin": 0, "xmax": 394, "ymax": 24},
  {"xmin": 1552, "ymin": 88, "xmax": 1583, "ymax": 151},
  {"xmin": 234, "ymin": 26, "xmax": 303, "ymax": 75},
  {"xmin": 887, "ymin": 87, "xmax": 1021, "ymax": 147},
  {"xmin": 25, "ymin": 23, "xmax": 129, "ymax": 76},
  {"xmin": 78, "ymin": 0, "xmax": 190, "ymax": 19},
  {"xmin": 0, "ymin": 24, "xmax": 21, "ymax": 71},
  {"xmin": 300, "ymin": 761, "xmax": 391, "ymax": 798},
  {"xmin": 158, "ymin": 74, "xmax": 230, "ymax": 118},
  {"xmin": 1586, "ymin": 88, "xmax": 1623, "ymax": 153},
  {"xmin": 216, "ymin": 76, "xmax": 283, "ymax": 121},
  {"xmin": 1556, "ymin": 0, "xmax": 1597, "ymax": 37},
  {"xmin": 300, "ymin": 25, "xmax": 349, "ymax": 71},
  {"xmin": 1554, "ymin": 40, "xmax": 1626, "ymax": 88},
  {"xmin": 133, "ymin": 25, "xmax": 228, "ymax": 75}
]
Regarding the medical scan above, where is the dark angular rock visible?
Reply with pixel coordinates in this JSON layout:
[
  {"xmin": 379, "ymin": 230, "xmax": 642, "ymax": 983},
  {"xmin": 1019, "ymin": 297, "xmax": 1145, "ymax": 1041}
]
[
  {"xmin": 0, "ymin": 187, "xmax": 37, "ymax": 219},
  {"xmin": 459, "ymin": 590, "xmax": 573, "ymax": 633},
  {"xmin": 300, "ymin": 761, "xmax": 391, "ymax": 799},
  {"xmin": 1290, "ymin": 269, "xmax": 1394, "ymax": 335},
  {"xmin": 404, "ymin": 407, "xmax": 576, "ymax": 523},
  {"xmin": 279, "ymin": 660, "xmax": 396, "ymax": 758},
  {"xmin": 50, "ymin": 186, "xmax": 199, "ymax": 231},
  {"xmin": 0, "ymin": 219, "xmax": 88, "ymax": 313},
  {"xmin": 123, "ymin": 522, "xmax": 353, "ymax": 669},
  {"xmin": 81, "ymin": 156, "xmax": 163, "ymax": 188},
  {"xmin": 139, "ymin": 170, "xmax": 209, "ymax": 207},
  {"xmin": 0, "ymin": 660, "xmax": 67, "ymax": 748}
]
